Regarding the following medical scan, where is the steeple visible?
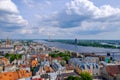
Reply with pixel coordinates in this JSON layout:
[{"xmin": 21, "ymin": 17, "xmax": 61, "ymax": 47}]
[{"xmin": 5, "ymin": 37, "xmax": 11, "ymax": 47}]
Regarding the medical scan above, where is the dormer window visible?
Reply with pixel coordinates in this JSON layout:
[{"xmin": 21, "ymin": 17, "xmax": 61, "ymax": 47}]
[
  {"xmin": 96, "ymin": 64, "xmax": 99, "ymax": 69},
  {"xmin": 87, "ymin": 65, "xmax": 90, "ymax": 69},
  {"xmin": 80, "ymin": 65, "xmax": 85, "ymax": 70}
]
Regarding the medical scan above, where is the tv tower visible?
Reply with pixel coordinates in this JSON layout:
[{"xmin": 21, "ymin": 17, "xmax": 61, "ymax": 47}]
[
  {"xmin": 75, "ymin": 38, "xmax": 77, "ymax": 45},
  {"xmin": 48, "ymin": 32, "xmax": 51, "ymax": 41}
]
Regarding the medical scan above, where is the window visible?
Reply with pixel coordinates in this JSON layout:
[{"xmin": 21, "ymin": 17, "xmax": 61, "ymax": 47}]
[
  {"xmin": 93, "ymin": 64, "xmax": 95, "ymax": 69},
  {"xmin": 80, "ymin": 65, "xmax": 85, "ymax": 70},
  {"xmin": 96, "ymin": 64, "xmax": 99, "ymax": 69},
  {"xmin": 113, "ymin": 77, "xmax": 117, "ymax": 80},
  {"xmin": 87, "ymin": 65, "xmax": 90, "ymax": 69}
]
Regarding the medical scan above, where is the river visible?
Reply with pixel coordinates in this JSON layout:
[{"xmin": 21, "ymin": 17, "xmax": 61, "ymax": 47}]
[{"xmin": 35, "ymin": 40, "xmax": 120, "ymax": 61}]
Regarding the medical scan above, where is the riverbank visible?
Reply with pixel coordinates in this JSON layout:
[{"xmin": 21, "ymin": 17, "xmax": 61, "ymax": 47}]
[
  {"xmin": 48, "ymin": 40, "xmax": 120, "ymax": 49},
  {"xmin": 46, "ymin": 41, "xmax": 120, "ymax": 61}
]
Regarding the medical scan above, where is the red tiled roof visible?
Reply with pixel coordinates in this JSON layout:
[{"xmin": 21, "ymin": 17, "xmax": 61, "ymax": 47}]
[
  {"xmin": 65, "ymin": 64, "xmax": 74, "ymax": 70},
  {"xmin": 40, "ymin": 54, "xmax": 46, "ymax": 56},
  {"xmin": 106, "ymin": 65, "xmax": 120, "ymax": 77},
  {"xmin": 32, "ymin": 78, "xmax": 43, "ymax": 80},
  {"xmin": 18, "ymin": 64, "xmax": 30, "ymax": 68},
  {"xmin": 44, "ymin": 66, "xmax": 54, "ymax": 72},
  {"xmin": 31, "ymin": 55, "xmax": 37, "ymax": 58}
]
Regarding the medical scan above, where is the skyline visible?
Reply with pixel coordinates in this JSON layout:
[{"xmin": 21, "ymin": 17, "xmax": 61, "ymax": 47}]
[{"xmin": 0, "ymin": 0, "xmax": 120, "ymax": 39}]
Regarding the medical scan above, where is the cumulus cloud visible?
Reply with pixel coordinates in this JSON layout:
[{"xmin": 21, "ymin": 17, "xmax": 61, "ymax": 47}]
[
  {"xmin": 0, "ymin": 0, "xmax": 19, "ymax": 13},
  {"xmin": 66, "ymin": 0, "xmax": 120, "ymax": 18},
  {"xmin": 0, "ymin": 0, "xmax": 28, "ymax": 32},
  {"xmin": 39, "ymin": 0, "xmax": 120, "ymax": 35},
  {"xmin": 58, "ymin": 0, "xmax": 120, "ymax": 28},
  {"xmin": 1, "ymin": 0, "xmax": 120, "ymax": 39}
]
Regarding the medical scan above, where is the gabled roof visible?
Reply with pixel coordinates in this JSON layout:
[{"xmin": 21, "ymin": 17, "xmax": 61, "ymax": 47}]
[
  {"xmin": 106, "ymin": 65, "xmax": 120, "ymax": 77},
  {"xmin": 65, "ymin": 64, "xmax": 74, "ymax": 70}
]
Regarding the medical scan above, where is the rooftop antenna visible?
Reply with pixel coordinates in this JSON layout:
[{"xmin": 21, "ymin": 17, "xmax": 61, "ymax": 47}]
[{"xmin": 75, "ymin": 38, "xmax": 78, "ymax": 57}]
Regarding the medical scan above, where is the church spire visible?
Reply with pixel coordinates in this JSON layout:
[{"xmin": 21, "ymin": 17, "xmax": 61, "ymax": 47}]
[{"xmin": 6, "ymin": 37, "xmax": 11, "ymax": 47}]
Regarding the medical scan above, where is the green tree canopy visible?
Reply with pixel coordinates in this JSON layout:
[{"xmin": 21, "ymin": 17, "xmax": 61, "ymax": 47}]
[
  {"xmin": 67, "ymin": 76, "xmax": 81, "ymax": 80},
  {"xmin": 80, "ymin": 72, "xmax": 93, "ymax": 80},
  {"xmin": 5, "ymin": 54, "xmax": 23, "ymax": 63}
]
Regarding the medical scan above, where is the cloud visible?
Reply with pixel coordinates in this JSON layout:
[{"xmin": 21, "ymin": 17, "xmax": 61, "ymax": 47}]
[
  {"xmin": 57, "ymin": 0, "xmax": 120, "ymax": 28},
  {"xmin": 0, "ymin": 0, "xmax": 19, "ymax": 13},
  {"xmin": 23, "ymin": 0, "xmax": 52, "ymax": 9},
  {"xmin": 0, "ymin": 0, "xmax": 28, "ymax": 32},
  {"xmin": 66, "ymin": 0, "xmax": 120, "ymax": 18},
  {"xmin": 37, "ymin": 0, "xmax": 120, "ymax": 35},
  {"xmin": 21, "ymin": 29, "xmax": 33, "ymax": 34},
  {"xmin": 73, "ymin": 21, "xmax": 120, "ymax": 35},
  {"xmin": 1, "ymin": 0, "xmax": 120, "ymax": 39}
]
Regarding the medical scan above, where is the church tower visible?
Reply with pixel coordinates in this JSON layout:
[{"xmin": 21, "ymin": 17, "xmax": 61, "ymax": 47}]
[{"xmin": 5, "ymin": 37, "xmax": 11, "ymax": 47}]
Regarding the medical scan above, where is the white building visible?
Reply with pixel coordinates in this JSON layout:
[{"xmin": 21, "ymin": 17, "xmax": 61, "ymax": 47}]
[{"xmin": 69, "ymin": 58, "xmax": 100, "ymax": 75}]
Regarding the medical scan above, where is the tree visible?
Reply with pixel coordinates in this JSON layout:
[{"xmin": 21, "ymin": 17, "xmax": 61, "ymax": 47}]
[
  {"xmin": 64, "ymin": 56, "xmax": 70, "ymax": 64},
  {"xmin": 17, "ymin": 54, "xmax": 22, "ymax": 59},
  {"xmin": 80, "ymin": 72, "xmax": 93, "ymax": 80},
  {"xmin": 67, "ymin": 76, "xmax": 73, "ymax": 80},
  {"xmin": 5, "ymin": 53, "xmax": 10, "ymax": 58},
  {"xmin": 10, "ymin": 56, "xmax": 15, "ymax": 63},
  {"xmin": 5, "ymin": 54, "xmax": 23, "ymax": 63},
  {"xmin": 60, "ymin": 60, "xmax": 66, "ymax": 66},
  {"xmin": 73, "ymin": 77, "xmax": 80, "ymax": 80}
]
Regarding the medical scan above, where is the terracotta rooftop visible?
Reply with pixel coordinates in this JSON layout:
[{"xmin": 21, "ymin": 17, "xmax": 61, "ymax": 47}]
[
  {"xmin": 31, "ymin": 60, "xmax": 38, "ymax": 67},
  {"xmin": 32, "ymin": 78, "xmax": 43, "ymax": 80},
  {"xmin": 0, "ymin": 57, "xmax": 9, "ymax": 65},
  {"xmin": 39, "ymin": 54, "xmax": 46, "ymax": 57},
  {"xmin": 44, "ymin": 66, "xmax": 54, "ymax": 73},
  {"xmin": 65, "ymin": 64, "xmax": 74, "ymax": 70},
  {"xmin": 15, "ymin": 46, "xmax": 22, "ymax": 50},
  {"xmin": 31, "ymin": 55, "xmax": 37, "ymax": 58},
  {"xmin": 106, "ymin": 65, "xmax": 120, "ymax": 77},
  {"xmin": 52, "ymin": 57, "xmax": 63, "ymax": 61},
  {"xmin": 0, "ymin": 69, "xmax": 32, "ymax": 80},
  {"xmin": 18, "ymin": 64, "xmax": 30, "ymax": 68}
]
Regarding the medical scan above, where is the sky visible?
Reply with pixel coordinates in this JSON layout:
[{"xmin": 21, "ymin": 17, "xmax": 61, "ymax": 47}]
[{"xmin": 0, "ymin": 0, "xmax": 120, "ymax": 39}]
